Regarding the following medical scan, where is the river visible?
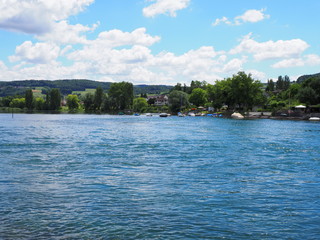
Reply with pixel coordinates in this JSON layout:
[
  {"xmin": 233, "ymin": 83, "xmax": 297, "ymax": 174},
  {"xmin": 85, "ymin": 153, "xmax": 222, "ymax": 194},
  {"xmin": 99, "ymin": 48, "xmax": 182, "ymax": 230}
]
[{"xmin": 0, "ymin": 114, "xmax": 319, "ymax": 239}]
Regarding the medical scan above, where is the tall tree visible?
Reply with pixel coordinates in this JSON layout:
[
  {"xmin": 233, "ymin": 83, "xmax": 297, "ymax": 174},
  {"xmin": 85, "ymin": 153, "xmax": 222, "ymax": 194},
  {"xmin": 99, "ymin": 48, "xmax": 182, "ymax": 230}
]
[
  {"xmin": 168, "ymin": 90, "xmax": 189, "ymax": 113},
  {"xmin": 276, "ymin": 76, "xmax": 284, "ymax": 90},
  {"xmin": 49, "ymin": 88, "xmax": 61, "ymax": 110},
  {"xmin": 283, "ymin": 75, "xmax": 291, "ymax": 90},
  {"xmin": 35, "ymin": 97, "xmax": 45, "ymax": 110},
  {"xmin": 189, "ymin": 88, "xmax": 207, "ymax": 107},
  {"xmin": 108, "ymin": 82, "xmax": 133, "ymax": 110},
  {"xmin": 297, "ymin": 87, "xmax": 318, "ymax": 105},
  {"xmin": 25, "ymin": 89, "xmax": 34, "ymax": 110},
  {"xmin": 207, "ymin": 82, "xmax": 229, "ymax": 109},
  {"xmin": 266, "ymin": 79, "xmax": 275, "ymax": 92},
  {"xmin": 228, "ymin": 72, "xmax": 263, "ymax": 110},
  {"xmin": 66, "ymin": 94, "xmax": 80, "ymax": 111},
  {"xmin": 83, "ymin": 93, "xmax": 94, "ymax": 112},
  {"xmin": 94, "ymin": 86, "xmax": 104, "ymax": 111},
  {"xmin": 133, "ymin": 97, "xmax": 148, "ymax": 113}
]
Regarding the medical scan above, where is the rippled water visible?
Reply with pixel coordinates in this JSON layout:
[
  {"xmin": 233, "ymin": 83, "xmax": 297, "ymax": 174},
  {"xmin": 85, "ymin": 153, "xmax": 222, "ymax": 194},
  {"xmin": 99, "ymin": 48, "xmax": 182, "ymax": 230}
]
[{"xmin": 0, "ymin": 114, "xmax": 320, "ymax": 239}]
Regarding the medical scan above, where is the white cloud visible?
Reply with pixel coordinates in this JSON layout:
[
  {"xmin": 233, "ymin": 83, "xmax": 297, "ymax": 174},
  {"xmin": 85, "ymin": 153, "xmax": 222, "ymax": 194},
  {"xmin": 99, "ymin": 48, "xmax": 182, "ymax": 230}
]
[
  {"xmin": 37, "ymin": 21, "xmax": 99, "ymax": 44},
  {"xmin": 271, "ymin": 58, "xmax": 304, "ymax": 69},
  {"xmin": 0, "ymin": 60, "xmax": 8, "ymax": 71},
  {"xmin": 235, "ymin": 9, "xmax": 270, "ymax": 24},
  {"xmin": 9, "ymin": 41, "xmax": 60, "ymax": 64},
  {"xmin": 67, "ymin": 28, "xmax": 160, "ymax": 63},
  {"xmin": 212, "ymin": 17, "xmax": 231, "ymax": 26},
  {"xmin": 230, "ymin": 33, "xmax": 309, "ymax": 61},
  {"xmin": 271, "ymin": 54, "xmax": 320, "ymax": 69},
  {"xmin": 94, "ymin": 28, "xmax": 161, "ymax": 48},
  {"xmin": 222, "ymin": 57, "xmax": 247, "ymax": 73},
  {"xmin": 213, "ymin": 9, "xmax": 269, "ymax": 26},
  {"xmin": 246, "ymin": 69, "xmax": 267, "ymax": 81},
  {"xmin": 0, "ymin": 0, "xmax": 94, "ymax": 34},
  {"xmin": 305, "ymin": 54, "xmax": 320, "ymax": 66},
  {"xmin": 143, "ymin": 0, "xmax": 190, "ymax": 17}
]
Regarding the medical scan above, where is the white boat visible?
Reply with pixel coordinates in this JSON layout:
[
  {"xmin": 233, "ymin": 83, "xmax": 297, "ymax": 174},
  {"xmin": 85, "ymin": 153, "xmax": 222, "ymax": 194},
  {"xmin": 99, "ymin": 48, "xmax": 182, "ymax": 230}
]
[
  {"xmin": 309, "ymin": 117, "xmax": 320, "ymax": 121},
  {"xmin": 188, "ymin": 112, "xmax": 196, "ymax": 117},
  {"xmin": 159, "ymin": 113, "xmax": 168, "ymax": 117},
  {"xmin": 145, "ymin": 113, "xmax": 152, "ymax": 117}
]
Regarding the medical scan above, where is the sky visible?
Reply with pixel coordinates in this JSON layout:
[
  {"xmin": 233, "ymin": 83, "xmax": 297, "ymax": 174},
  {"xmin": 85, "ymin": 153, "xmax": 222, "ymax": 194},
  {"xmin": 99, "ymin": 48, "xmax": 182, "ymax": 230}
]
[{"xmin": 0, "ymin": 0, "xmax": 320, "ymax": 85}]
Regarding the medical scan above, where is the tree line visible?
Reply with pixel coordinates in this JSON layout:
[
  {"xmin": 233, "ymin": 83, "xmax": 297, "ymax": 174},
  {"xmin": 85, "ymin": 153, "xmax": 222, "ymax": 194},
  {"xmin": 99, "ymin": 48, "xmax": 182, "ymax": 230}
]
[
  {"xmin": 1, "ymin": 71, "xmax": 320, "ymax": 114},
  {"xmin": 0, "ymin": 81, "xmax": 134, "ymax": 113}
]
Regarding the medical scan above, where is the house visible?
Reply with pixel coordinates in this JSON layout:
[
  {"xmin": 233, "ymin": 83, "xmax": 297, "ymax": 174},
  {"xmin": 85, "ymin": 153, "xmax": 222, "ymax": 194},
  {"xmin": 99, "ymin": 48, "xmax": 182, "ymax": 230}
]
[{"xmin": 147, "ymin": 95, "xmax": 169, "ymax": 106}]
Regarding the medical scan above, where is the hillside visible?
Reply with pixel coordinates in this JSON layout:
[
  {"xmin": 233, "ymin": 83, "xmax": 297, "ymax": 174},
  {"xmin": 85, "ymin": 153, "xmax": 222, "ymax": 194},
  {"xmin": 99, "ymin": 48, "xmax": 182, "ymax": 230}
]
[
  {"xmin": 0, "ymin": 79, "xmax": 172, "ymax": 97},
  {"xmin": 296, "ymin": 73, "xmax": 320, "ymax": 84}
]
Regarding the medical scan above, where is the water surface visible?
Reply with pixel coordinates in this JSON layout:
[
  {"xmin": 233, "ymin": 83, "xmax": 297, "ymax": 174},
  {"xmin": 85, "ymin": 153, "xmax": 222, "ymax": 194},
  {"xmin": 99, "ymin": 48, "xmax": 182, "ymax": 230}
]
[{"xmin": 0, "ymin": 114, "xmax": 319, "ymax": 239}]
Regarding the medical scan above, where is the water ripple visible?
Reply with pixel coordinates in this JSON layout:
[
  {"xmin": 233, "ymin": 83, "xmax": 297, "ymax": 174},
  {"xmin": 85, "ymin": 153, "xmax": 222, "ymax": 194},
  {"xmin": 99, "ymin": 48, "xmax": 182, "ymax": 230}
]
[{"xmin": 0, "ymin": 114, "xmax": 320, "ymax": 239}]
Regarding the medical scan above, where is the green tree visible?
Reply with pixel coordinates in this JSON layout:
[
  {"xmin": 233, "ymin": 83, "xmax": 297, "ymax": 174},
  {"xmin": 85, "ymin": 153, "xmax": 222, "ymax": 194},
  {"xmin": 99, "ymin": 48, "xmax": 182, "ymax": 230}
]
[
  {"xmin": 276, "ymin": 76, "xmax": 284, "ymax": 91},
  {"xmin": 10, "ymin": 98, "xmax": 25, "ymax": 109},
  {"xmin": 1, "ymin": 96, "xmax": 14, "ymax": 107},
  {"xmin": 49, "ymin": 88, "xmax": 61, "ymax": 110},
  {"xmin": 35, "ymin": 97, "xmax": 45, "ymax": 110},
  {"xmin": 133, "ymin": 97, "xmax": 148, "ymax": 113},
  {"xmin": 147, "ymin": 98, "xmax": 155, "ymax": 105},
  {"xmin": 25, "ymin": 89, "xmax": 34, "ymax": 110},
  {"xmin": 189, "ymin": 88, "xmax": 207, "ymax": 107},
  {"xmin": 66, "ymin": 94, "xmax": 80, "ymax": 111},
  {"xmin": 168, "ymin": 90, "xmax": 189, "ymax": 113},
  {"xmin": 83, "ymin": 93, "xmax": 94, "ymax": 112},
  {"xmin": 266, "ymin": 79, "xmax": 275, "ymax": 92},
  {"xmin": 108, "ymin": 82, "xmax": 134, "ymax": 110},
  {"xmin": 282, "ymin": 83, "xmax": 301, "ymax": 100},
  {"xmin": 228, "ymin": 72, "xmax": 263, "ymax": 111},
  {"xmin": 207, "ymin": 82, "xmax": 229, "ymax": 109},
  {"xmin": 190, "ymin": 80, "xmax": 207, "ymax": 93},
  {"xmin": 94, "ymin": 86, "xmax": 104, "ymax": 111},
  {"xmin": 172, "ymin": 83, "xmax": 182, "ymax": 92},
  {"xmin": 283, "ymin": 75, "xmax": 290, "ymax": 91},
  {"xmin": 297, "ymin": 87, "xmax": 318, "ymax": 105},
  {"xmin": 301, "ymin": 77, "xmax": 320, "ymax": 103}
]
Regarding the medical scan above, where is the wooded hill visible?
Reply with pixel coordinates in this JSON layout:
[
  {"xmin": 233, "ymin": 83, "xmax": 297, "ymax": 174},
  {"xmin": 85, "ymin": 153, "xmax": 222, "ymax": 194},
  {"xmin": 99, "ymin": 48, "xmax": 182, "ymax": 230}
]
[
  {"xmin": 0, "ymin": 79, "xmax": 172, "ymax": 97},
  {"xmin": 296, "ymin": 73, "xmax": 320, "ymax": 84}
]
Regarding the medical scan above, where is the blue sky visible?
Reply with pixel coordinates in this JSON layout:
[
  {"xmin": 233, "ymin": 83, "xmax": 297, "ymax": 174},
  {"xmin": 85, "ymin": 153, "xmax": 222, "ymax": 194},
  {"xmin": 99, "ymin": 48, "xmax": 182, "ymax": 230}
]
[{"xmin": 0, "ymin": 0, "xmax": 319, "ymax": 85}]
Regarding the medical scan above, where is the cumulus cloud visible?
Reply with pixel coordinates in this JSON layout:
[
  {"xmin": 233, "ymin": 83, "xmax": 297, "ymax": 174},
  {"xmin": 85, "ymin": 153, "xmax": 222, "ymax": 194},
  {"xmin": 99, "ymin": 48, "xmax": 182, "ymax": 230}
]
[
  {"xmin": 305, "ymin": 54, "xmax": 320, "ymax": 66},
  {"xmin": 271, "ymin": 58, "xmax": 304, "ymax": 69},
  {"xmin": 230, "ymin": 33, "xmax": 309, "ymax": 61},
  {"xmin": 213, "ymin": 9, "xmax": 269, "ymax": 26},
  {"xmin": 37, "ymin": 21, "xmax": 99, "ymax": 44},
  {"xmin": 0, "ymin": 0, "xmax": 94, "ymax": 34},
  {"xmin": 271, "ymin": 54, "xmax": 320, "ymax": 69},
  {"xmin": 143, "ymin": 0, "xmax": 190, "ymax": 17},
  {"xmin": 94, "ymin": 28, "xmax": 161, "ymax": 48},
  {"xmin": 9, "ymin": 41, "xmax": 60, "ymax": 64}
]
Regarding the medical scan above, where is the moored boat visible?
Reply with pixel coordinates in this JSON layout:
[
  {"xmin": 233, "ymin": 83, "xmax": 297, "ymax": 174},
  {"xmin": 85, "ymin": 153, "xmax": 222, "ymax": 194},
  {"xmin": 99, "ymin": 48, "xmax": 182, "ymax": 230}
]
[
  {"xmin": 309, "ymin": 117, "xmax": 320, "ymax": 121},
  {"xmin": 159, "ymin": 113, "xmax": 168, "ymax": 117}
]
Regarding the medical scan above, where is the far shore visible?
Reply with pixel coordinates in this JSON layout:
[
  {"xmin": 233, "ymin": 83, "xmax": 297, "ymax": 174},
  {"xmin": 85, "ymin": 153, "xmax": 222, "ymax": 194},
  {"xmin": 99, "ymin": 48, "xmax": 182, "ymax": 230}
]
[{"xmin": 1, "ymin": 108, "xmax": 319, "ymax": 122}]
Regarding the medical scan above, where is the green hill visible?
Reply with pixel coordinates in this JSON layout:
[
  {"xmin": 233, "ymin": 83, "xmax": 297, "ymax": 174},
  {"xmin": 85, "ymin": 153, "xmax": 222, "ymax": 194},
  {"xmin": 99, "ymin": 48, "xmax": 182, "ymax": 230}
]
[
  {"xmin": 296, "ymin": 73, "xmax": 320, "ymax": 84},
  {"xmin": 0, "ymin": 79, "xmax": 172, "ymax": 97}
]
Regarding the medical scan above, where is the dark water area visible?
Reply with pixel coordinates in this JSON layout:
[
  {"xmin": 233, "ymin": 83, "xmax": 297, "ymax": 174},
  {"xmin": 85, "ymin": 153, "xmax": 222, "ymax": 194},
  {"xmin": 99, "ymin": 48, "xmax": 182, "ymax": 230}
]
[{"xmin": 0, "ymin": 114, "xmax": 319, "ymax": 239}]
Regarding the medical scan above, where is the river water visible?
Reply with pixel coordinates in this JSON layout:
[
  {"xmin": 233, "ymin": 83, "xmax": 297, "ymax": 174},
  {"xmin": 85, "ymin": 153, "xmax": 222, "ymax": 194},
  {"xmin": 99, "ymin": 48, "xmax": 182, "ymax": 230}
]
[{"xmin": 0, "ymin": 114, "xmax": 319, "ymax": 239}]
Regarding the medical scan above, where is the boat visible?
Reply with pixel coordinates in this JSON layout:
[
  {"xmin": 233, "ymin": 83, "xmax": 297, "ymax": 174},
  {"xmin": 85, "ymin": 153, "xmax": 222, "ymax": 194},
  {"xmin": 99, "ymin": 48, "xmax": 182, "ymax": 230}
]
[
  {"xmin": 146, "ymin": 113, "xmax": 152, "ymax": 117},
  {"xmin": 133, "ymin": 113, "xmax": 140, "ymax": 116},
  {"xmin": 309, "ymin": 117, "xmax": 320, "ymax": 121},
  {"xmin": 178, "ymin": 112, "xmax": 186, "ymax": 117},
  {"xmin": 159, "ymin": 113, "xmax": 168, "ymax": 117},
  {"xmin": 188, "ymin": 112, "xmax": 196, "ymax": 117}
]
